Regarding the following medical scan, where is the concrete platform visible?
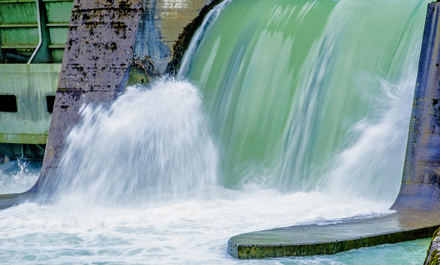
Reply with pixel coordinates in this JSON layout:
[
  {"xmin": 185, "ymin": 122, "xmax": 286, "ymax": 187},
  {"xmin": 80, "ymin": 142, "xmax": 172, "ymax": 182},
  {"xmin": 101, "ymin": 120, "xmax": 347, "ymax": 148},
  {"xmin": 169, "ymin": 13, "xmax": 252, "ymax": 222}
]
[{"xmin": 228, "ymin": 211, "xmax": 440, "ymax": 259}]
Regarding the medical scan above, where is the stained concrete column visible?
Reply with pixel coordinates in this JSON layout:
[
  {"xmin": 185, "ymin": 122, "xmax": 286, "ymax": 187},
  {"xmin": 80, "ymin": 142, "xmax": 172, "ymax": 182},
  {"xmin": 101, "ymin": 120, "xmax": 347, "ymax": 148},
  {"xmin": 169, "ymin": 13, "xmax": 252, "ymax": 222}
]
[
  {"xmin": 392, "ymin": 2, "xmax": 440, "ymax": 211},
  {"xmin": 26, "ymin": 0, "xmax": 218, "ymax": 194},
  {"xmin": 29, "ymin": 0, "xmax": 144, "ymax": 192}
]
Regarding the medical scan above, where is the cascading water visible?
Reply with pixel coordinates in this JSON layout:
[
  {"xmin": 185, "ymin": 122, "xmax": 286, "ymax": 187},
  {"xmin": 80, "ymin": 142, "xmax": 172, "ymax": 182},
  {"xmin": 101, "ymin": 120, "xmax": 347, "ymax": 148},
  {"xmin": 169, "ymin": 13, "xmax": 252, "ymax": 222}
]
[
  {"xmin": 0, "ymin": 0, "xmax": 434, "ymax": 264},
  {"xmin": 184, "ymin": 0, "xmax": 427, "ymax": 203},
  {"xmin": 45, "ymin": 79, "xmax": 219, "ymax": 205}
]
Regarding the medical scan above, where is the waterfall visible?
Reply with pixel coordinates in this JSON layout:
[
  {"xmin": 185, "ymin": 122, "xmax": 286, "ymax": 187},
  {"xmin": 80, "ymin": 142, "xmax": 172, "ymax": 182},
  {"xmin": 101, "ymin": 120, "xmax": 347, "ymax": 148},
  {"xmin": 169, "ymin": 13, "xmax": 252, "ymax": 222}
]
[
  {"xmin": 40, "ymin": 0, "xmax": 430, "ymax": 206},
  {"xmin": 185, "ymin": 0, "xmax": 428, "ymax": 203}
]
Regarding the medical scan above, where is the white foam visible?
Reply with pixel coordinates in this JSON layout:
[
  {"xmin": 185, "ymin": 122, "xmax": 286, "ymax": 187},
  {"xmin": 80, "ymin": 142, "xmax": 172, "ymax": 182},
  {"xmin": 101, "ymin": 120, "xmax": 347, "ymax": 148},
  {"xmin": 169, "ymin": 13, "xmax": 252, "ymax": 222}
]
[{"xmin": 48, "ymin": 78, "xmax": 219, "ymax": 205}]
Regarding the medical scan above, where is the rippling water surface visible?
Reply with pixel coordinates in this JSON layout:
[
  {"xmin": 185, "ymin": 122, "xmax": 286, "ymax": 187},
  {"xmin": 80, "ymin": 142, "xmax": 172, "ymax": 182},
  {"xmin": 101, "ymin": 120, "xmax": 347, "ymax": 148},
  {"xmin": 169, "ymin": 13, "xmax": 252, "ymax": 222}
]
[{"xmin": 0, "ymin": 188, "xmax": 429, "ymax": 264}]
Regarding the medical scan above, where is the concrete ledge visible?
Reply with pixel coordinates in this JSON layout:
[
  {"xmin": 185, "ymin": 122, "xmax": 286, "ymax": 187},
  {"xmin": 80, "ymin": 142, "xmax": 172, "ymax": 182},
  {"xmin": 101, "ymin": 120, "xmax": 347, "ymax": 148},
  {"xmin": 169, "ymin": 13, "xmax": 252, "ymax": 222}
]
[
  {"xmin": 228, "ymin": 211, "xmax": 440, "ymax": 259},
  {"xmin": 0, "ymin": 192, "xmax": 34, "ymax": 210}
]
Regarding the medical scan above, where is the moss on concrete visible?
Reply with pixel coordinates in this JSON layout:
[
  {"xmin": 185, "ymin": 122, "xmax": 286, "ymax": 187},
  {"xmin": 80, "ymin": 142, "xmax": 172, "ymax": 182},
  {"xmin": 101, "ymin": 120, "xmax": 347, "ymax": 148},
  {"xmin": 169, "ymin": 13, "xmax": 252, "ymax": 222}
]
[
  {"xmin": 425, "ymin": 228, "xmax": 440, "ymax": 265},
  {"xmin": 229, "ymin": 214, "xmax": 440, "ymax": 259},
  {"xmin": 126, "ymin": 63, "xmax": 151, "ymax": 87}
]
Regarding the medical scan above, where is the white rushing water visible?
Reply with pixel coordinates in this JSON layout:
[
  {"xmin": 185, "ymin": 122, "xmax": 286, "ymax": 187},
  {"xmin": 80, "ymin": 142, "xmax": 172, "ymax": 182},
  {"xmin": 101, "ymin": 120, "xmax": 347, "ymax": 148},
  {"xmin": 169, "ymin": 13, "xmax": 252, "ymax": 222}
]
[
  {"xmin": 0, "ymin": 77, "xmax": 429, "ymax": 264},
  {"xmin": 0, "ymin": 160, "xmax": 39, "ymax": 194},
  {"xmin": 44, "ymin": 79, "xmax": 218, "ymax": 205},
  {"xmin": 323, "ymin": 68, "xmax": 417, "ymax": 202},
  {"xmin": 0, "ymin": 194, "xmax": 427, "ymax": 264}
]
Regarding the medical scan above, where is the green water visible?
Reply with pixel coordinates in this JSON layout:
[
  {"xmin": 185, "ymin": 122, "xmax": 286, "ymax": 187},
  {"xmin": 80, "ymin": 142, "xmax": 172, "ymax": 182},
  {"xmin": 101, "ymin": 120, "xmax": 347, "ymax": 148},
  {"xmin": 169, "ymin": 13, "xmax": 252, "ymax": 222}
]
[
  {"xmin": 184, "ymin": 0, "xmax": 429, "ymax": 201},
  {"xmin": 287, "ymin": 238, "xmax": 430, "ymax": 264}
]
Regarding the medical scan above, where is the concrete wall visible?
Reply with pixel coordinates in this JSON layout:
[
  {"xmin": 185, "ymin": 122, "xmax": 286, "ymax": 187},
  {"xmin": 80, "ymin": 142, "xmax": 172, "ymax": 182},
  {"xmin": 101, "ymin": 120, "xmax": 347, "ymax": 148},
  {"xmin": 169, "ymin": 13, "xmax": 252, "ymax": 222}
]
[
  {"xmin": 133, "ymin": 0, "xmax": 211, "ymax": 75},
  {"xmin": 0, "ymin": 64, "xmax": 59, "ymax": 144}
]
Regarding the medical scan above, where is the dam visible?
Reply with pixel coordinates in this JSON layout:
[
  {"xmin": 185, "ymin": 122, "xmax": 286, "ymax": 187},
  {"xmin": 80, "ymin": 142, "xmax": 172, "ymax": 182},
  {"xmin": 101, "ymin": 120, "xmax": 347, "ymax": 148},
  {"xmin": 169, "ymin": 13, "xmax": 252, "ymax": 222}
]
[{"xmin": 1, "ymin": 0, "xmax": 440, "ymax": 264}]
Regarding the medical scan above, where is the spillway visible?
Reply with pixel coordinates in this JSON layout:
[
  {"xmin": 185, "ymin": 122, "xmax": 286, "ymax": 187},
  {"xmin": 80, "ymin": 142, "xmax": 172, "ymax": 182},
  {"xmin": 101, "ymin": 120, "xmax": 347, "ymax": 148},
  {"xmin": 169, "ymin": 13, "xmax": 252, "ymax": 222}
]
[
  {"xmin": 0, "ymin": 79, "xmax": 430, "ymax": 263},
  {"xmin": 182, "ymin": 0, "xmax": 427, "ymax": 202},
  {"xmin": 0, "ymin": 0, "xmax": 437, "ymax": 263}
]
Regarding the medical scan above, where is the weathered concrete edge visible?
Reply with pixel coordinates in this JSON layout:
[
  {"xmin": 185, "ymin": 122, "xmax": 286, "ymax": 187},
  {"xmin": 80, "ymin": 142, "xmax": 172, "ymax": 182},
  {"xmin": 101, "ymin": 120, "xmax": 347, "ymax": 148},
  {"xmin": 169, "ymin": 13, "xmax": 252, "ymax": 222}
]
[
  {"xmin": 165, "ymin": 0, "xmax": 225, "ymax": 75},
  {"xmin": 391, "ymin": 2, "xmax": 440, "ymax": 211},
  {"xmin": 228, "ymin": 225, "xmax": 439, "ymax": 259},
  {"xmin": 424, "ymin": 228, "xmax": 440, "ymax": 265},
  {"xmin": 0, "ymin": 193, "xmax": 35, "ymax": 210}
]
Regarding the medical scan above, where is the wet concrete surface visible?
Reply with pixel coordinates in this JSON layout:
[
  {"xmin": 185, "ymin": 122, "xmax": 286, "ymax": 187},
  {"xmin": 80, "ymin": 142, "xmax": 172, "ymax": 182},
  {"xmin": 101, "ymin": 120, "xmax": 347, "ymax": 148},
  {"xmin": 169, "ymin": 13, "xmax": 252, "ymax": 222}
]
[{"xmin": 229, "ymin": 211, "xmax": 440, "ymax": 259}]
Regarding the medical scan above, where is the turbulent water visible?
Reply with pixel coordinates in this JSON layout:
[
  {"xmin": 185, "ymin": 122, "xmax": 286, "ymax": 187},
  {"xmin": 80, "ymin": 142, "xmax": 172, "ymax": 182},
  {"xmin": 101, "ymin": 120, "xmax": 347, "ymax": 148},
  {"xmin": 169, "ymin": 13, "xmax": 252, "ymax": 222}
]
[
  {"xmin": 0, "ymin": 160, "xmax": 39, "ymax": 194},
  {"xmin": 0, "ymin": 0, "xmax": 434, "ymax": 264},
  {"xmin": 42, "ymin": 80, "xmax": 219, "ymax": 205}
]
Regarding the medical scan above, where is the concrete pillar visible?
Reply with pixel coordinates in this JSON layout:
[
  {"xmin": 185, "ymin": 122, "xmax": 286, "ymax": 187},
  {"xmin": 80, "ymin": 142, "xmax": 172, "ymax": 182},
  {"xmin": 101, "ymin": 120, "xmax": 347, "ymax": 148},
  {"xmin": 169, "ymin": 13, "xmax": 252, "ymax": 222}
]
[
  {"xmin": 24, "ymin": 0, "xmax": 220, "ymax": 195},
  {"xmin": 392, "ymin": 2, "xmax": 440, "ymax": 211},
  {"xmin": 29, "ymin": 0, "xmax": 144, "ymax": 192}
]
